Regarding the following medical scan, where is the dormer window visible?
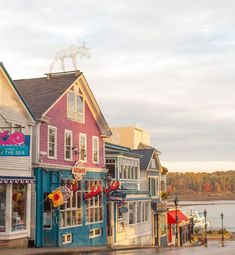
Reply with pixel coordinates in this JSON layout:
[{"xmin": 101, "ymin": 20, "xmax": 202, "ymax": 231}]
[{"xmin": 67, "ymin": 88, "xmax": 84, "ymax": 123}]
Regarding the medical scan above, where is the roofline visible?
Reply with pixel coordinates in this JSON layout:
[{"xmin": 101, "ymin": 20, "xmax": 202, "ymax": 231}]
[
  {"xmin": 0, "ymin": 62, "xmax": 36, "ymax": 123},
  {"xmin": 40, "ymin": 72, "xmax": 111, "ymax": 137}
]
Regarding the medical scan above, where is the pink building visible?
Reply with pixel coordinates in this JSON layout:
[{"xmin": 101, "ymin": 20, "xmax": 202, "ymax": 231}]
[{"xmin": 15, "ymin": 71, "xmax": 111, "ymax": 247}]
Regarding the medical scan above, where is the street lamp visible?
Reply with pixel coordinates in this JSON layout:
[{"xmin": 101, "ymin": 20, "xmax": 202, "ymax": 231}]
[
  {"xmin": 221, "ymin": 213, "xmax": 224, "ymax": 247},
  {"xmin": 106, "ymin": 173, "xmax": 112, "ymax": 246},
  {"xmin": 203, "ymin": 209, "xmax": 208, "ymax": 247},
  {"xmin": 174, "ymin": 196, "xmax": 179, "ymax": 246}
]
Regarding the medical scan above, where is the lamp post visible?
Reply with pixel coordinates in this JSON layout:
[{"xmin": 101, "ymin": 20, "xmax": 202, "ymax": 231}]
[
  {"xmin": 203, "ymin": 209, "xmax": 208, "ymax": 247},
  {"xmin": 106, "ymin": 173, "xmax": 112, "ymax": 247},
  {"xmin": 221, "ymin": 213, "xmax": 224, "ymax": 247},
  {"xmin": 174, "ymin": 196, "xmax": 179, "ymax": 247}
]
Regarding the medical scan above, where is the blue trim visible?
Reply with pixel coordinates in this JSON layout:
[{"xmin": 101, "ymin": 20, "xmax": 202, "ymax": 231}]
[{"xmin": 34, "ymin": 167, "xmax": 107, "ymax": 247}]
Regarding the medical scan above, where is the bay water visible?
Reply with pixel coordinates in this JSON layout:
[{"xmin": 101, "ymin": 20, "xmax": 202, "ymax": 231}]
[{"xmin": 178, "ymin": 200, "xmax": 235, "ymax": 232}]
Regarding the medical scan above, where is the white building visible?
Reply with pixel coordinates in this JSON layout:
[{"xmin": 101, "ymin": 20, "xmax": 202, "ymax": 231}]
[{"xmin": 0, "ymin": 62, "xmax": 35, "ymax": 248}]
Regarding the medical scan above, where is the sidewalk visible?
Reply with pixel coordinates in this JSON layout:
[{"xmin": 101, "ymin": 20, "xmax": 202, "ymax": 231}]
[{"xmin": 0, "ymin": 245, "xmax": 153, "ymax": 255}]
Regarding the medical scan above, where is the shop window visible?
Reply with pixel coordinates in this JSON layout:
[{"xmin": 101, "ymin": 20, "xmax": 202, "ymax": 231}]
[
  {"xmin": 129, "ymin": 202, "xmax": 136, "ymax": 225},
  {"xmin": 60, "ymin": 181, "xmax": 82, "ymax": 228},
  {"xmin": 92, "ymin": 136, "xmax": 99, "ymax": 164},
  {"xmin": 160, "ymin": 214, "xmax": 167, "ymax": 235},
  {"xmin": 43, "ymin": 193, "xmax": 52, "ymax": 229},
  {"xmin": 62, "ymin": 233, "xmax": 72, "ymax": 244},
  {"xmin": 89, "ymin": 228, "xmax": 102, "ymax": 238},
  {"xmin": 12, "ymin": 183, "xmax": 26, "ymax": 231},
  {"xmin": 79, "ymin": 133, "xmax": 87, "ymax": 162},
  {"xmin": 0, "ymin": 184, "xmax": 6, "ymax": 232},
  {"xmin": 85, "ymin": 180, "xmax": 103, "ymax": 224},
  {"xmin": 106, "ymin": 158, "xmax": 116, "ymax": 178},
  {"xmin": 67, "ymin": 89, "xmax": 84, "ymax": 123},
  {"xmin": 64, "ymin": 130, "xmax": 73, "ymax": 161},
  {"xmin": 117, "ymin": 206, "xmax": 126, "ymax": 232},
  {"xmin": 48, "ymin": 126, "xmax": 57, "ymax": 159}
]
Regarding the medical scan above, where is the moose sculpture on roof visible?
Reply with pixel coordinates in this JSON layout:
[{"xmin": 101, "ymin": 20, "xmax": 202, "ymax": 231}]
[{"xmin": 49, "ymin": 42, "xmax": 90, "ymax": 73}]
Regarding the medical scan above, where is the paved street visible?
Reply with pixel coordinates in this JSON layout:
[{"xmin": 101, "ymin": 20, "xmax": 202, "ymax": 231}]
[{"xmin": 79, "ymin": 241, "xmax": 235, "ymax": 255}]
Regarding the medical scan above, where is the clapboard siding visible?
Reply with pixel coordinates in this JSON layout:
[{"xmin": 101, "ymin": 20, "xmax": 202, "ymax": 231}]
[
  {"xmin": 0, "ymin": 72, "xmax": 33, "ymax": 176},
  {"xmin": 39, "ymin": 84, "xmax": 105, "ymax": 169}
]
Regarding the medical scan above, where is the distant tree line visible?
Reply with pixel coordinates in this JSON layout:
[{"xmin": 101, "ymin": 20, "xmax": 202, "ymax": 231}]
[{"xmin": 167, "ymin": 171, "xmax": 235, "ymax": 194}]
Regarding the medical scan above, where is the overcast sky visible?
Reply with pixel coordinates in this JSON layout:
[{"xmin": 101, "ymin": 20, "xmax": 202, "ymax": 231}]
[{"xmin": 1, "ymin": 0, "xmax": 235, "ymax": 171}]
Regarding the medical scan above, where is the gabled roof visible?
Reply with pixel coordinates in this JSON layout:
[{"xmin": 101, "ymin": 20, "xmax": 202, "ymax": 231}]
[
  {"xmin": 14, "ymin": 71, "xmax": 111, "ymax": 137},
  {"xmin": 0, "ymin": 62, "xmax": 35, "ymax": 123},
  {"xmin": 131, "ymin": 148, "xmax": 155, "ymax": 169},
  {"xmin": 14, "ymin": 72, "xmax": 80, "ymax": 120}
]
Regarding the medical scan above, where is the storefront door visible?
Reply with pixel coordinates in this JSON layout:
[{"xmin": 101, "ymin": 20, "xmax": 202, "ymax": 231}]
[{"xmin": 43, "ymin": 193, "xmax": 59, "ymax": 247}]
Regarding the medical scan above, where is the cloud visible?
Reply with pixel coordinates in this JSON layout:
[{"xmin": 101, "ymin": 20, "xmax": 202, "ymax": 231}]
[{"xmin": 1, "ymin": 0, "xmax": 235, "ymax": 170}]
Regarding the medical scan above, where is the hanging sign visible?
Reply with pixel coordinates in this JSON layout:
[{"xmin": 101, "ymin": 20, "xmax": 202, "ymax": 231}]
[
  {"xmin": 0, "ymin": 131, "xmax": 30, "ymax": 156},
  {"xmin": 48, "ymin": 186, "xmax": 72, "ymax": 207},
  {"xmin": 109, "ymin": 190, "xmax": 126, "ymax": 207},
  {"xmin": 72, "ymin": 161, "xmax": 86, "ymax": 181}
]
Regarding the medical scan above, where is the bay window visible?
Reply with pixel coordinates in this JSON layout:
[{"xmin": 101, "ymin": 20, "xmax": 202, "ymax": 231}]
[{"xmin": 0, "ymin": 183, "xmax": 29, "ymax": 234}]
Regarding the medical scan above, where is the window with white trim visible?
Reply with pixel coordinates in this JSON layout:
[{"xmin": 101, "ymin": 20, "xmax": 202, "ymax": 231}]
[
  {"xmin": 119, "ymin": 158, "xmax": 138, "ymax": 181},
  {"xmin": 89, "ymin": 228, "xmax": 102, "ymax": 238},
  {"xmin": 79, "ymin": 133, "xmax": 87, "ymax": 162},
  {"xmin": 60, "ymin": 181, "xmax": 82, "ymax": 228},
  {"xmin": 48, "ymin": 126, "xmax": 57, "ymax": 159},
  {"xmin": 85, "ymin": 180, "xmax": 103, "ymax": 223},
  {"xmin": 106, "ymin": 158, "xmax": 116, "ymax": 178},
  {"xmin": 62, "ymin": 233, "xmax": 72, "ymax": 244},
  {"xmin": 64, "ymin": 130, "xmax": 73, "ymax": 161},
  {"xmin": 149, "ymin": 177, "xmax": 159, "ymax": 197},
  {"xmin": 67, "ymin": 89, "xmax": 84, "ymax": 123},
  {"xmin": 92, "ymin": 136, "xmax": 99, "ymax": 164}
]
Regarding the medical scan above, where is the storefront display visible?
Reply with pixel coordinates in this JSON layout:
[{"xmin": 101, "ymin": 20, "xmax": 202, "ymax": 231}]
[
  {"xmin": 0, "ymin": 184, "xmax": 6, "ymax": 232},
  {"xmin": 12, "ymin": 183, "xmax": 26, "ymax": 231}
]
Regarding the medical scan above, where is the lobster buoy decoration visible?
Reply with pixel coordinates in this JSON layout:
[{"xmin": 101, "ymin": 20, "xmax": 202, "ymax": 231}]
[
  {"xmin": 84, "ymin": 185, "xmax": 102, "ymax": 199},
  {"xmin": 104, "ymin": 180, "xmax": 120, "ymax": 194}
]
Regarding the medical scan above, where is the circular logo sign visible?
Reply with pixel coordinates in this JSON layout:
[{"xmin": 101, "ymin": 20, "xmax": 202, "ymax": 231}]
[{"xmin": 72, "ymin": 161, "xmax": 86, "ymax": 181}]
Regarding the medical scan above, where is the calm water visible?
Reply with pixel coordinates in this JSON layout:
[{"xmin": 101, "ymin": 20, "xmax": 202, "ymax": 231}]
[{"xmin": 179, "ymin": 200, "xmax": 235, "ymax": 232}]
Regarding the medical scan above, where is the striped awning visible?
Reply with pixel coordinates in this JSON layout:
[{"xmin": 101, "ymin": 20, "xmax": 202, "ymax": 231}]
[{"xmin": 0, "ymin": 176, "xmax": 35, "ymax": 184}]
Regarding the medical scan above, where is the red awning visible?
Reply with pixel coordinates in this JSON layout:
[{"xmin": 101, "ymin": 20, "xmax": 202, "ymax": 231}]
[{"xmin": 167, "ymin": 209, "xmax": 188, "ymax": 224}]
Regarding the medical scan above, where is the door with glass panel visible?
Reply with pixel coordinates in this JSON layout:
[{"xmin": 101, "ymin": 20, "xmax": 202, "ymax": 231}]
[{"xmin": 43, "ymin": 193, "xmax": 59, "ymax": 247}]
